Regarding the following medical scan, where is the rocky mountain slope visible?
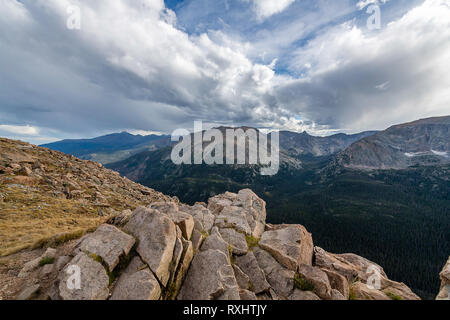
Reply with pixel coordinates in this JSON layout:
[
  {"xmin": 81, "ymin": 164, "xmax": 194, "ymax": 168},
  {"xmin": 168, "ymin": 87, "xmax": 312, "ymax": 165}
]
[
  {"xmin": 1, "ymin": 189, "xmax": 426, "ymax": 300},
  {"xmin": 336, "ymin": 116, "xmax": 450, "ymax": 170},
  {"xmin": 279, "ymin": 130, "xmax": 377, "ymax": 157},
  {"xmin": 42, "ymin": 128, "xmax": 377, "ymax": 167},
  {"xmin": 0, "ymin": 138, "xmax": 174, "ymax": 257}
]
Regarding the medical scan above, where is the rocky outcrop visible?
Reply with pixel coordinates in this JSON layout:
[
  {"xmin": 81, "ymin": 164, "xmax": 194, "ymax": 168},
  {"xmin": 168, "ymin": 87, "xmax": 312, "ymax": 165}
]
[
  {"xmin": 10, "ymin": 188, "xmax": 422, "ymax": 301},
  {"xmin": 314, "ymin": 247, "xmax": 420, "ymax": 300},
  {"xmin": 208, "ymin": 190, "xmax": 266, "ymax": 239},
  {"xmin": 436, "ymin": 257, "xmax": 450, "ymax": 300}
]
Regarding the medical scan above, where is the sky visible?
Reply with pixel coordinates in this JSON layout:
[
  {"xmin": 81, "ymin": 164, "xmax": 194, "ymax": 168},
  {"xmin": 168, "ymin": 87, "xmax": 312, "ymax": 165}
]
[{"xmin": 0, "ymin": 0, "xmax": 449, "ymax": 144}]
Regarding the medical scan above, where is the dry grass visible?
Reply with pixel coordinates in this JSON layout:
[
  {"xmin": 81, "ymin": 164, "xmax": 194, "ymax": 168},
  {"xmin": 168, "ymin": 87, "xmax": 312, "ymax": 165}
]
[
  {"xmin": 0, "ymin": 138, "xmax": 173, "ymax": 257},
  {"xmin": 0, "ymin": 185, "xmax": 107, "ymax": 257}
]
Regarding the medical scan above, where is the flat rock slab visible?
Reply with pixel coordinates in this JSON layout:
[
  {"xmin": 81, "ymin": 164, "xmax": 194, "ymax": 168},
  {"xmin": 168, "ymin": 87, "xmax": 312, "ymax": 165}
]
[
  {"xmin": 200, "ymin": 228, "xmax": 229, "ymax": 257},
  {"xmin": 288, "ymin": 289, "xmax": 321, "ymax": 300},
  {"xmin": 171, "ymin": 238, "xmax": 194, "ymax": 299},
  {"xmin": 239, "ymin": 289, "xmax": 257, "ymax": 300},
  {"xmin": 59, "ymin": 252, "xmax": 110, "ymax": 300},
  {"xmin": 253, "ymin": 247, "xmax": 295, "ymax": 298},
  {"xmin": 297, "ymin": 264, "xmax": 332, "ymax": 300},
  {"xmin": 322, "ymin": 268, "xmax": 349, "ymax": 299},
  {"xmin": 235, "ymin": 252, "xmax": 270, "ymax": 294},
  {"xmin": 177, "ymin": 249, "xmax": 240, "ymax": 300},
  {"xmin": 351, "ymin": 282, "xmax": 390, "ymax": 300},
  {"xmin": 259, "ymin": 225, "xmax": 313, "ymax": 271},
  {"xmin": 219, "ymin": 228, "xmax": 248, "ymax": 255},
  {"xmin": 16, "ymin": 284, "xmax": 41, "ymax": 300},
  {"xmin": 111, "ymin": 256, "xmax": 161, "ymax": 300},
  {"xmin": 75, "ymin": 224, "xmax": 135, "ymax": 272},
  {"xmin": 124, "ymin": 207, "xmax": 177, "ymax": 286},
  {"xmin": 233, "ymin": 265, "xmax": 250, "ymax": 290}
]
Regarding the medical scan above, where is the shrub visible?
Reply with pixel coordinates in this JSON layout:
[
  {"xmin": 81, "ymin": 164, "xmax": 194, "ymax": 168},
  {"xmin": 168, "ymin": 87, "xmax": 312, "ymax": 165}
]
[{"xmin": 294, "ymin": 273, "xmax": 314, "ymax": 291}]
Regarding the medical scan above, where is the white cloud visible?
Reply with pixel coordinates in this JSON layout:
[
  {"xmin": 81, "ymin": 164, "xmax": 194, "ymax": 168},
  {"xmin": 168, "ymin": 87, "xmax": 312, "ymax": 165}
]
[
  {"xmin": 0, "ymin": 0, "xmax": 448, "ymax": 143},
  {"xmin": 277, "ymin": 0, "xmax": 450, "ymax": 131},
  {"xmin": 0, "ymin": 125, "xmax": 39, "ymax": 135},
  {"xmin": 0, "ymin": 0, "xmax": 278, "ymax": 135},
  {"xmin": 247, "ymin": 0, "xmax": 296, "ymax": 20}
]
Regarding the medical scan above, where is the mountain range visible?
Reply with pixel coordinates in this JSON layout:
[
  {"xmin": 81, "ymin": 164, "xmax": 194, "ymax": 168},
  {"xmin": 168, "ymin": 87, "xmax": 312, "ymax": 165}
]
[
  {"xmin": 40, "ymin": 116, "xmax": 450, "ymax": 298},
  {"xmin": 41, "ymin": 132, "xmax": 171, "ymax": 164},
  {"xmin": 336, "ymin": 116, "xmax": 450, "ymax": 169}
]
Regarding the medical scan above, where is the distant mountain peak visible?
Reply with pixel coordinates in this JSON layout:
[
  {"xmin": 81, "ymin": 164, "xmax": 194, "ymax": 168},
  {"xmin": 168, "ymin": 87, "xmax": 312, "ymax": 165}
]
[{"xmin": 336, "ymin": 115, "xmax": 450, "ymax": 170}]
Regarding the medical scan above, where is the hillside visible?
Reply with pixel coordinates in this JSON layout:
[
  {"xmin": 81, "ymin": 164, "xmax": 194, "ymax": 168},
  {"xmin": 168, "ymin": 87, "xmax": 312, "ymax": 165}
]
[
  {"xmin": 0, "ymin": 138, "xmax": 174, "ymax": 257},
  {"xmin": 336, "ymin": 116, "xmax": 450, "ymax": 169}
]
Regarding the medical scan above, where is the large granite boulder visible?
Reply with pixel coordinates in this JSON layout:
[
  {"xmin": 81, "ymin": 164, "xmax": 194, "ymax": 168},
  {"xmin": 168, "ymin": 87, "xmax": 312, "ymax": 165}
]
[
  {"xmin": 58, "ymin": 252, "xmax": 109, "ymax": 300},
  {"xmin": 219, "ymin": 228, "xmax": 248, "ymax": 256},
  {"xmin": 436, "ymin": 257, "xmax": 450, "ymax": 300},
  {"xmin": 297, "ymin": 264, "xmax": 332, "ymax": 300},
  {"xmin": 253, "ymin": 247, "xmax": 295, "ymax": 298},
  {"xmin": 177, "ymin": 249, "xmax": 240, "ymax": 300},
  {"xmin": 123, "ymin": 207, "xmax": 177, "ymax": 286},
  {"xmin": 74, "ymin": 224, "xmax": 135, "ymax": 272},
  {"xmin": 288, "ymin": 289, "xmax": 321, "ymax": 300},
  {"xmin": 322, "ymin": 268, "xmax": 349, "ymax": 299},
  {"xmin": 234, "ymin": 252, "xmax": 270, "ymax": 294},
  {"xmin": 110, "ymin": 256, "xmax": 161, "ymax": 300},
  {"xmin": 259, "ymin": 225, "xmax": 314, "ymax": 271},
  {"xmin": 200, "ymin": 227, "xmax": 230, "ymax": 257},
  {"xmin": 350, "ymin": 282, "xmax": 390, "ymax": 300}
]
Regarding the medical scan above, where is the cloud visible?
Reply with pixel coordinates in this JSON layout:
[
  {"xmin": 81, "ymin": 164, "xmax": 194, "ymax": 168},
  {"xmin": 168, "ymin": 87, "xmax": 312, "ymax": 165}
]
[
  {"xmin": 0, "ymin": 0, "xmax": 449, "ymax": 144},
  {"xmin": 275, "ymin": 0, "xmax": 450, "ymax": 132},
  {"xmin": 247, "ymin": 0, "xmax": 296, "ymax": 20},
  {"xmin": 0, "ymin": 125, "xmax": 39, "ymax": 136},
  {"xmin": 0, "ymin": 0, "xmax": 278, "ymax": 136}
]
